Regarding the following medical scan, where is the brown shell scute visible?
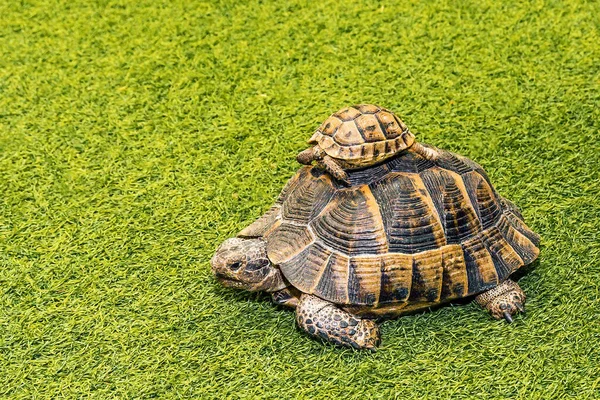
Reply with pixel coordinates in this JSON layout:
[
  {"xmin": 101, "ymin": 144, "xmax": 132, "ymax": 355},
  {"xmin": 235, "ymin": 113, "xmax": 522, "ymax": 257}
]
[
  {"xmin": 311, "ymin": 186, "xmax": 388, "ymax": 256},
  {"xmin": 318, "ymin": 116, "xmax": 343, "ymax": 137},
  {"xmin": 334, "ymin": 106, "xmax": 362, "ymax": 121},
  {"xmin": 355, "ymin": 114, "xmax": 387, "ymax": 142},
  {"xmin": 267, "ymin": 222, "xmax": 314, "ymax": 265},
  {"xmin": 377, "ymin": 110, "xmax": 406, "ymax": 139},
  {"xmin": 369, "ymin": 173, "xmax": 446, "ymax": 254},
  {"xmin": 255, "ymin": 147, "xmax": 539, "ymax": 307},
  {"xmin": 281, "ymin": 168, "xmax": 336, "ymax": 223},
  {"xmin": 333, "ymin": 121, "xmax": 364, "ymax": 145}
]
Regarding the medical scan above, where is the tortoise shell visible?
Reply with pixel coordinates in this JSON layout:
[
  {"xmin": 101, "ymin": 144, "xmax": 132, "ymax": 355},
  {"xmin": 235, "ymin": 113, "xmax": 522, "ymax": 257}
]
[
  {"xmin": 308, "ymin": 104, "xmax": 416, "ymax": 166},
  {"xmin": 238, "ymin": 146, "xmax": 540, "ymax": 314}
]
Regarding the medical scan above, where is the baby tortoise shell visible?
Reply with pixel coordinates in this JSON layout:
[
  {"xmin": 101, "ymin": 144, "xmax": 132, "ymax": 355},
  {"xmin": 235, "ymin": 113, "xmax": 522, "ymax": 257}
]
[
  {"xmin": 307, "ymin": 104, "xmax": 415, "ymax": 167},
  {"xmin": 239, "ymin": 146, "xmax": 540, "ymax": 318}
]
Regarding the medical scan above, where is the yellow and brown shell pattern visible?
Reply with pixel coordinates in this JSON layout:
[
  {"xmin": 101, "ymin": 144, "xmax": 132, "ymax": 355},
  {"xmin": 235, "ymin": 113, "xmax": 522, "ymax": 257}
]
[
  {"xmin": 238, "ymin": 147, "xmax": 540, "ymax": 317},
  {"xmin": 308, "ymin": 104, "xmax": 416, "ymax": 167}
]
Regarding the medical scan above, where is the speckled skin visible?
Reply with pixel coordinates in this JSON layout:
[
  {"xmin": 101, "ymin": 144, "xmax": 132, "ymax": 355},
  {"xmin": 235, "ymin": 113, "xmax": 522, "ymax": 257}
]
[
  {"xmin": 296, "ymin": 294, "xmax": 380, "ymax": 350},
  {"xmin": 475, "ymin": 279, "xmax": 525, "ymax": 323}
]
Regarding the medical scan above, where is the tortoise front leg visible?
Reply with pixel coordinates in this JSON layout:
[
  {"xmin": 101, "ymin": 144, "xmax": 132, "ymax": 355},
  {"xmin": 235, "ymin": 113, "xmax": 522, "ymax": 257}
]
[
  {"xmin": 295, "ymin": 294, "xmax": 380, "ymax": 350},
  {"xmin": 475, "ymin": 279, "xmax": 526, "ymax": 323},
  {"xmin": 296, "ymin": 146, "xmax": 349, "ymax": 185},
  {"xmin": 318, "ymin": 155, "xmax": 349, "ymax": 185},
  {"xmin": 271, "ymin": 287, "xmax": 300, "ymax": 308}
]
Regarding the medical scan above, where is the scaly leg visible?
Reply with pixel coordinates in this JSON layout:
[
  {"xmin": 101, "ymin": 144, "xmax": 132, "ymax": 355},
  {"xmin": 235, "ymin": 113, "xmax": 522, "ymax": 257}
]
[
  {"xmin": 295, "ymin": 294, "xmax": 380, "ymax": 350},
  {"xmin": 318, "ymin": 155, "xmax": 349, "ymax": 185},
  {"xmin": 297, "ymin": 146, "xmax": 350, "ymax": 185},
  {"xmin": 475, "ymin": 279, "xmax": 526, "ymax": 323},
  {"xmin": 271, "ymin": 287, "xmax": 301, "ymax": 308}
]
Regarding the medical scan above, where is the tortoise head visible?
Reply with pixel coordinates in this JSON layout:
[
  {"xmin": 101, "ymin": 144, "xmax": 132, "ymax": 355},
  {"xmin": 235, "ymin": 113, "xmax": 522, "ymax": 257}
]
[{"xmin": 211, "ymin": 237, "xmax": 285, "ymax": 292}]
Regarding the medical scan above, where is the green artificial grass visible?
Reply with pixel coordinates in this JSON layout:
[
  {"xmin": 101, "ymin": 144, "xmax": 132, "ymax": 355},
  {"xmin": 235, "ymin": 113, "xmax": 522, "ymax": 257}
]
[{"xmin": 0, "ymin": 0, "xmax": 599, "ymax": 398}]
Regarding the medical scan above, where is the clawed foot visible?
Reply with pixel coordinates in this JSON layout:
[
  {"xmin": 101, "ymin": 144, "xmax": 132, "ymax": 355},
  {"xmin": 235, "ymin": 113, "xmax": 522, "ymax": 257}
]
[{"xmin": 475, "ymin": 279, "xmax": 526, "ymax": 323}]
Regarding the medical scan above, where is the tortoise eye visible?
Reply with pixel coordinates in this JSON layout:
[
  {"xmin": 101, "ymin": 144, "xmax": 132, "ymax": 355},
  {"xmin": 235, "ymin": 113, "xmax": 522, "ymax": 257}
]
[{"xmin": 229, "ymin": 261, "xmax": 243, "ymax": 271}]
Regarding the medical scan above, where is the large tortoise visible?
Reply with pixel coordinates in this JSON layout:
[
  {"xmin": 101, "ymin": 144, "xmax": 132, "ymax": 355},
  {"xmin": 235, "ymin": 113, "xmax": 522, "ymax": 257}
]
[{"xmin": 211, "ymin": 105, "xmax": 540, "ymax": 350}]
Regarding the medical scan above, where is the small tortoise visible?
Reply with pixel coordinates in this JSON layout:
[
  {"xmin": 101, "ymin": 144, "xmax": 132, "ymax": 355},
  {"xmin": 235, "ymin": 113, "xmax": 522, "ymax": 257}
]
[
  {"xmin": 296, "ymin": 104, "xmax": 434, "ymax": 184},
  {"xmin": 212, "ymin": 105, "xmax": 540, "ymax": 350}
]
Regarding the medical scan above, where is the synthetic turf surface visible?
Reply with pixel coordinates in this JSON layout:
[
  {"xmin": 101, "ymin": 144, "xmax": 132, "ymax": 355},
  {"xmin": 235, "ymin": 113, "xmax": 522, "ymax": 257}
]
[{"xmin": 0, "ymin": 0, "xmax": 599, "ymax": 398}]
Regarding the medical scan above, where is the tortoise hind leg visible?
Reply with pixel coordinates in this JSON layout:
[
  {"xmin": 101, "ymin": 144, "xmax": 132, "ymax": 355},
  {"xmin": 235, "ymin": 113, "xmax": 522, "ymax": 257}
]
[
  {"xmin": 296, "ymin": 294, "xmax": 380, "ymax": 350},
  {"xmin": 475, "ymin": 279, "xmax": 526, "ymax": 323}
]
